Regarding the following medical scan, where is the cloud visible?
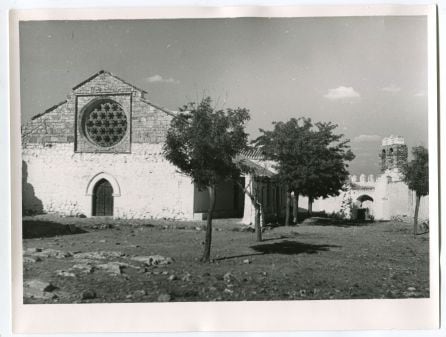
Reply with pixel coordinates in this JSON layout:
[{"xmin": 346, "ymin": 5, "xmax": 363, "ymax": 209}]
[
  {"xmin": 382, "ymin": 85, "xmax": 401, "ymax": 93},
  {"xmin": 145, "ymin": 74, "xmax": 180, "ymax": 84},
  {"xmin": 353, "ymin": 134, "xmax": 381, "ymax": 143},
  {"xmin": 324, "ymin": 86, "xmax": 360, "ymax": 100}
]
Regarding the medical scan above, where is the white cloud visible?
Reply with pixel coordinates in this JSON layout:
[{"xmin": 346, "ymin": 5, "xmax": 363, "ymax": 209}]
[
  {"xmin": 353, "ymin": 134, "xmax": 381, "ymax": 143},
  {"xmin": 145, "ymin": 74, "xmax": 180, "ymax": 84},
  {"xmin": 382, "ymin": 85, "xmax": 401, "ymax": 93},
  {"xmin": 324, "ymin": 86, "xmax": 360, "ymax": 100}
]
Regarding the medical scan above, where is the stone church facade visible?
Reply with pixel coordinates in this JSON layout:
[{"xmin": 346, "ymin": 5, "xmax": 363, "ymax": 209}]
[
  {"xmin": 22, "ymin": 70, "xmax": 196, "ymax": 219},
  {"xmin": 21, "ymin": 70, "xmax": 285, "ymax": 222}
]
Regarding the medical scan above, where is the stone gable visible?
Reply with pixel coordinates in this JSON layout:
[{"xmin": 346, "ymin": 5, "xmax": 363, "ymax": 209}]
[
  {"xmin": 22, "ymin": 70, "xmax": 173, "ymax": 148},
  {"xmin": 72, "ymin": 70, "xmax": 146, "ymax": 96}
]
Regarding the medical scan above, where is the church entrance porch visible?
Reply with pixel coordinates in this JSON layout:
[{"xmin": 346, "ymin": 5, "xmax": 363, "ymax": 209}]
[{"xmin": 92, "ymin": 179, "xmax": 114, "ymax": 216}]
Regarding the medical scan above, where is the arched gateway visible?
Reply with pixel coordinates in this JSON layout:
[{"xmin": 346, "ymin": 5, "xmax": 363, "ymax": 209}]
[{"xmin": 356, "ymin": 194, "xmax": 374, "ymax": 220}]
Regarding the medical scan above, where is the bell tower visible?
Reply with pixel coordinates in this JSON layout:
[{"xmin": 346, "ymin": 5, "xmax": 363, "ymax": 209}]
[{"xmin": 380, "ymin": 135, "xmax": 408, "ymax": 173}]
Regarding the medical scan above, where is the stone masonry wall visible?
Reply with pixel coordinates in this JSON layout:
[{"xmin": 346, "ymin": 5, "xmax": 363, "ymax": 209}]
[{"xmin": 22, "ymin": 71, "xmax": 172, "ymax": 146}]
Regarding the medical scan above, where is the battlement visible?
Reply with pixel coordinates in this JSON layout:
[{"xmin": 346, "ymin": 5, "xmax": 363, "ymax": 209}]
[
  {"xmin": 382, "ymin": 135, "xmax": 405, "ymax": 146},
  {"xmin": 350, "ymin": 174, "xmax": 375, "ymax": 184}
]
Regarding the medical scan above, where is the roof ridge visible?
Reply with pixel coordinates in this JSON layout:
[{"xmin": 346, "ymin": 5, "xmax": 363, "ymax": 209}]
[
  {"xmin": 140, "ymin": 97, "xmax": 177, "ymax": 118},
  {"xmin": 30, "ymin": 99, "xmax": 67, "ymax": 121},
  {"xmin": 72, "ymin": 70, "xmax": 148, "ymax": 94}
]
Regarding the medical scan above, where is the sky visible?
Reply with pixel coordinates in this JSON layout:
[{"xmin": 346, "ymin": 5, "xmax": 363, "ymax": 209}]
[{"xmin": 19, "ymin": 16, "xmax": 429, "ymax": 175}]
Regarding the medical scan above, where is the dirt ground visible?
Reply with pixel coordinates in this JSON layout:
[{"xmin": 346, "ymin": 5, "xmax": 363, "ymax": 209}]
[{"xmin": 22, "ymin": 214, "xmax": 429, "ymax": 303}]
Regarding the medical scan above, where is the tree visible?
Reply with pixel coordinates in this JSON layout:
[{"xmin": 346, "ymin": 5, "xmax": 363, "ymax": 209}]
[
  {"xmin": 254, "ymin": 118, "xmax": 313, "ymax": 225},
  {"xmin": 402, "ymin": 146, "xmax": 429, "ymax": 236},
  {"xmin": 298, "ymin": 121, "xmax": 355, "ymax": 215},
  {"xmin": 255, "ymin": 118, "xmax": 354, "ymax": 223},
  {"xmin": 234, "ymin": 156, "xmax": 267, "ymax": 242},
  {"xmin": 238, "ymin": 174, "xmax": 263, "ymax": 241},
  {"xmin": 163, "ymin": 97, "xmax": 250, "ymax": 262}
]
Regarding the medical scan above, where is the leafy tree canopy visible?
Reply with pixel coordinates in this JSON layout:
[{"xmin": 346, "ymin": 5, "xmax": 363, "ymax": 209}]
[
  {"xmin": 299, "ymin": 121, "xmax": 355, "ymax": 200},
  {"xmin": 163, "ymin": 97, "xmax": 250, "ymax": 189},
  {"xmin": 254, "ymin": 118, "xmax": 313, "ymax": 190},
  {"xmin": 254, "ymin": 117, "xmax": 355, "ymax": 200},
  {"xmin": 402, "ymin": 146, "xmax": 429, "ymax": 197}
]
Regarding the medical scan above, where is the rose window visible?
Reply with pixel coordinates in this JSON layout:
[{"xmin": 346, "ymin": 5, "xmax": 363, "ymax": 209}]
[{"xmin": 83, "ymin": 99, "xmax": 127, "ymax": 147}]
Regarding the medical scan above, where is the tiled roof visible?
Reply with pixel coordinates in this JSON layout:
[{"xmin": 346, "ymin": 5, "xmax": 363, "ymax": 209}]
[
  {"xmin": 239, "ymin": 148, "xmax": 265, "ymax": 160},
  {"xmin": 236, "ymin": 148, "xmax": 276, "ymax": 178}
]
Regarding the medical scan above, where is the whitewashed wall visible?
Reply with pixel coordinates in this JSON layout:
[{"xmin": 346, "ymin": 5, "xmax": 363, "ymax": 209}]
[{"xmin": 22, "ymin": 143, "xmax": 194, "ymax": 219}]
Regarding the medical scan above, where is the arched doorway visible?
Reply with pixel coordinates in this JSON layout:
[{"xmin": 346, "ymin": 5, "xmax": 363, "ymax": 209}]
[
  {"xmin": 356, "ymin": 194, "xmax": 374, "ymax": 220},
  {"xmin": 92, "ymin": 179, "xmax": 114, "ymax": 216}
]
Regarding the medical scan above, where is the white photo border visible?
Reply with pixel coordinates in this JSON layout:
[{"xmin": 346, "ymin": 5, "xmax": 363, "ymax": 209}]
[{"xmin": 9, "ymin": 4, "xmax": 439, "ymax": 333}]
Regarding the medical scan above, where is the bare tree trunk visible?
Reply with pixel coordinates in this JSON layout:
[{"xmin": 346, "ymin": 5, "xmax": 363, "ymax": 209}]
[
  {"xmin": 414, "ymin": 194, "xmax": 420, "ymax": 237},
  {"xmin": 308, "ymin": 197, "xmax": 313, "ymax": 216},
  {"xmin": 201, "ymin": 185, "xmax": 216, "ymax": 262},
  {"xmin": 285, "ymin": 190, "xmax": 291, "ymax": 226},
  {"xmin": 255, "ymin": 204, "xmax": 262, "ymax": 242},
  {"xmin": 292, "ymin": 193, "xmax": 299, "ymax": 224}
]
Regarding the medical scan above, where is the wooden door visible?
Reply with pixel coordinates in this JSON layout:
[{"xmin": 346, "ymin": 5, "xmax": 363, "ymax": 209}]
[{"xmin": 93, "ymin": 179, "xmax": 113, "ymax": 216}]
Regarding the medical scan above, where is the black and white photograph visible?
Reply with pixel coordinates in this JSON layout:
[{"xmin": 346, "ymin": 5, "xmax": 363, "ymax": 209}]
[{"xmin": 9, "ymin": 5, "xmax": 439, "ymax": 333}]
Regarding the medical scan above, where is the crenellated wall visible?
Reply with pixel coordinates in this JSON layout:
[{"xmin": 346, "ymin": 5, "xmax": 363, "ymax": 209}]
[{"xmin": 311, "ymin": 169, "xmax": 429, "ymax": 221}]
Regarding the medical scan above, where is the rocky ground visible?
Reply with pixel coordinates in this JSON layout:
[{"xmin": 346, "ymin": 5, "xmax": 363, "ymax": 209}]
[{"xmin": 22, "ymin": 215, "xmax": 429, "ymax": 303}]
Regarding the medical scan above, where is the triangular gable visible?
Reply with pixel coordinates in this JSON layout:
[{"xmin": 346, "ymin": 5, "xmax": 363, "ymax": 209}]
[
  {"xmin": 72, "ymin": 70, "xmax": 148, "ymax": 94},
  {"xmin": 28, "ymin": 70, "xmax": 178, "ymax": 122}
]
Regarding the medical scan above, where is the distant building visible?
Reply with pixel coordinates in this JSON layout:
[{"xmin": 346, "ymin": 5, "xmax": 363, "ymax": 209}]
[
  {"xmin": 380, "ymin": 135, "xmax": 408, "ymax": 172},
  {"xmin": 311, "ymin": 136, "xmax": 429, "ymax": 221}
]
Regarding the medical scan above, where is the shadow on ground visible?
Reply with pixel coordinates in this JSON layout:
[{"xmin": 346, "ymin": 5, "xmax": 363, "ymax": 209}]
[
  {"xmin": 251, "ymin": 240, "xmax": 340, "ymax": 255},
  {"xmin": 216, "ymin": 239, "xmax": 340, "ymax": 261},
  {"xmin": 23, "ymin": 220, "xmax": 88, "ymax": 239},
  {"xmin": 302, "ymin": 217, "xmax": 377, "ymax": 228}
]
